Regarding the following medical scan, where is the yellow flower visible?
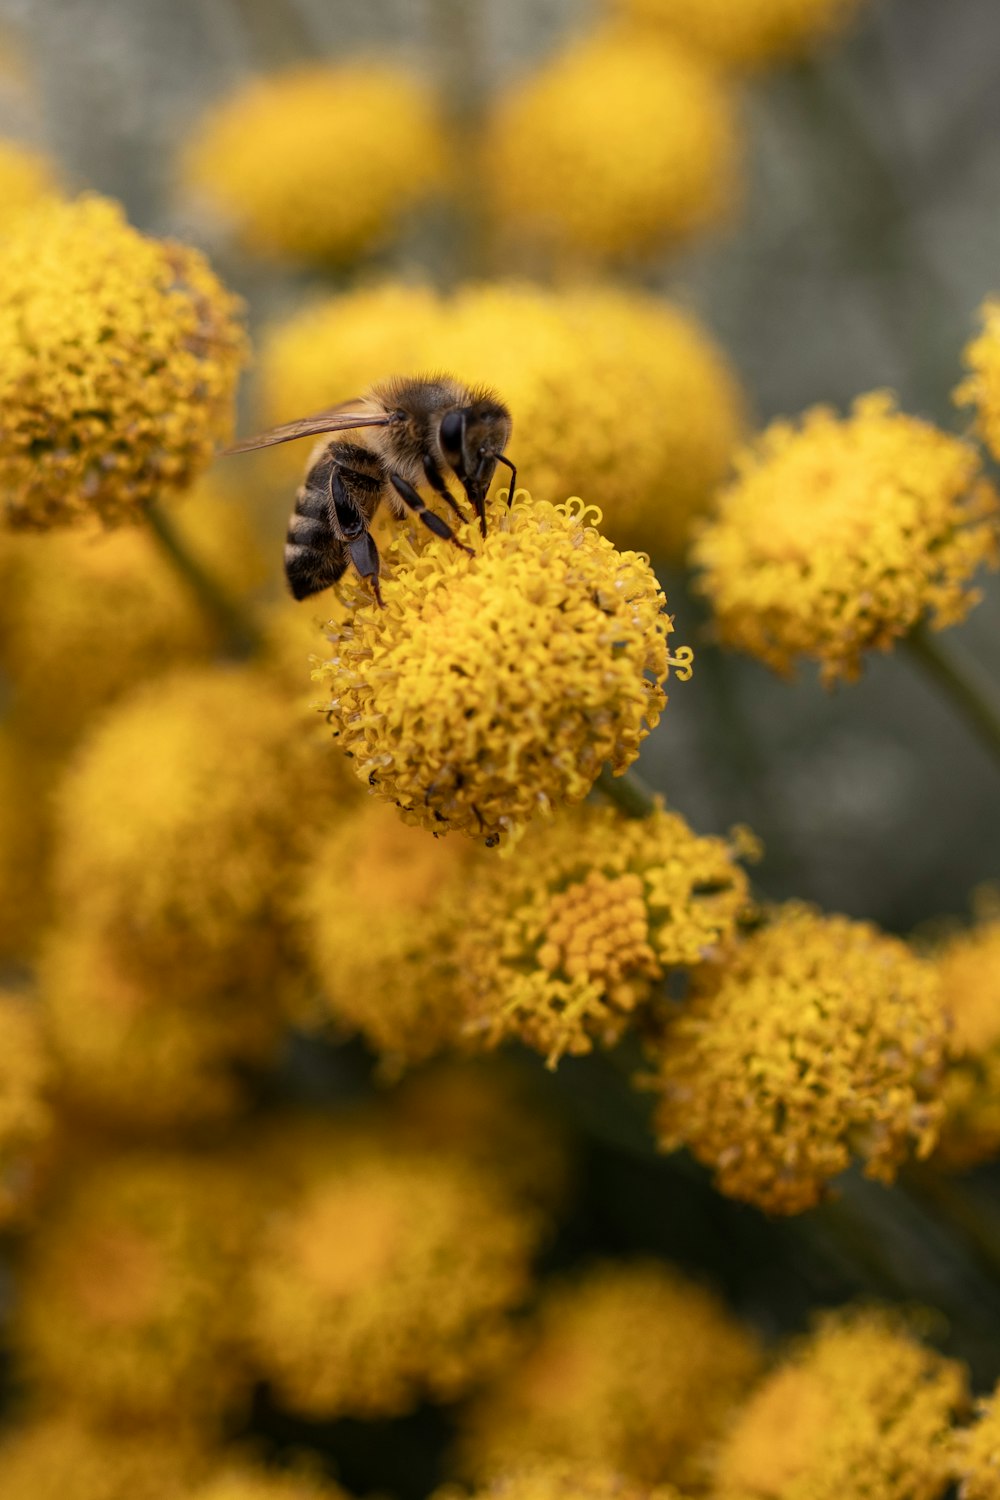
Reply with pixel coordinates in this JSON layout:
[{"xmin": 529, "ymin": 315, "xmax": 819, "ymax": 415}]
[
  {"xmin": 454, "ymin": 804, "xmax": 755, "ymax": 1065},
  {"xmin": 437, "ymin": 1463, "xmax": 686, "ymax": 1500},
  {"xmin": 956, "ymin": 1383, "xmax": 1000, "ymax": 1500},
  {"xmin": 715, "ymin": 1307, "xmax": 967, "ymax": 1500},
  {"xmin": 257, "ymin": 281, "xmax": 746, "ymax": 562},
  {"xmin": 0, "ymin": 194, "xmax": 246, "ymax": 531},
  {"xmin": 956, "ymin": 299, "xmax": 1000, "ymax": 466},
  {"xmin": 0, "ymin": 728, "xmax": 53, "ymax": 962},
  {"xmin": 315, "ymin": 491, "xmax": 690, "ymax": 842},
  {"xmin": 14, "ymin": 1148, "xmax": 258, "ymax": 1426},
  {"xmin": 648, "ymin": 903, "xmax": 947, "ymax": 1214},
  {"xmin": 483, "ymin": 27, "xmax": 740, "ymax": 263},
  {"xmin": 38, "ymin": 920, "xmax": 290, "ymax": 1131},
  {"xmin": 692, "ymin": 393, "xmax": 1000, "ymax": 684},
  {"xmin": 0, "ymin": 1414, "xmax": 209, "ymax": 1500},
  {"xmin": 614, "ymin": 0, "xmax": 868, "ymax": 69},
  {"xmin": 456, "ymin": 1260, "xmax": 762, "ymax": 1487},
  {"xmin": 0, "ymin": 991, "xmax": 52, "ymax": 1227},
  {"xmin": 245, "ymin": 1120, "xmax": 543, "ymax": 1418},
  {"xmin": 181, "ymin": 62, "xmax": 447, "ymax": 266},
  {"xmin": 53, "ymin": 665, "xmax": 340, "ymax": 991},
  {"xmin": 188, "ymin": 1468, "xmax": 352, "ymax": 1500},
  {"xmin": 4, "ymin": 482, "xmax": 266, "ymax": 748},
  {"xmin": 299, "ymin": 798, "xmax": 487, "ymax": 1071},
  {"xmin": 0, "ymin": 137, "xmax": 61, "ymax": 227},
  {"xmin": 929, "ymin": 912, "xmax": 1000, "ymax": 1170}
]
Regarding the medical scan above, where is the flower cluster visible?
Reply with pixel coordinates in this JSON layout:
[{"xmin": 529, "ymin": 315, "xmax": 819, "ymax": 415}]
[
  {"xmin": 614, "ymin": 0, "xmax": 868, "ymax": 69},
  {"xmin": 648, "ymin": 903, "xmax": 947, "ymax": 1212},
  {"xmin": 930, "ymin": 910, "xmax": 1000, "ymax": 1170},
  {"xmin": 314, "ymin": 491, "xmax": 689, "ymax": 841},
  {"xmin": 182, "ymin": 62, "xmax": 447, "ymax": 266},
  {"xmin": 0, "ymin": 195, "xmax": 246, "ymax": 530},
  {"xmin": 693, "ymin": 393, "xmax": 1000, "ymax": 682},
  {"xmin": 956, "ymin": 298, "xmax": 1000, "ymax": 466},
  {"xmin": 437, "ymin": 1464, "xmax": 685, "ymax": 1500}
]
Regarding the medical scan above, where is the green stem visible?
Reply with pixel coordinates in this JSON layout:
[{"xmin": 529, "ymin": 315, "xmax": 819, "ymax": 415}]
[
  {"xmin": 594, "ymin": 764, "xmax": 658, "ymax": 820},
  {"xmin": 146, "ymin": 501, "xmax": 263, "ymax": 662},
  {"xmin": 905, "ymin": 622, "xmax": 1000, "ymax": 771}
]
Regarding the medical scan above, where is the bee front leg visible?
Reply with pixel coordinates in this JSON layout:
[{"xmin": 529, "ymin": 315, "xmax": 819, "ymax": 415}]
[
  {"xmin": 390, "ymin": 474, "xmax": 474, "ymax": 557},
  {"xmin": 421, "ymin": 453, "xmax": 470, "ymax": 525}
]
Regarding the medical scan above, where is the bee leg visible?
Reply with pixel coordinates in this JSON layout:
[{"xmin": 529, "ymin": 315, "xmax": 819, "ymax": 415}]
[
  {"xmin": 390, "ymin": 473, "xmax": 474, "ymax": 557},
  {"xmin": 421, "ymin": 453, "xmax": 470, "ymax": 525},
  {"xmin": 347, "ymin": 530, "xmax": 384, "ymax": 608}
]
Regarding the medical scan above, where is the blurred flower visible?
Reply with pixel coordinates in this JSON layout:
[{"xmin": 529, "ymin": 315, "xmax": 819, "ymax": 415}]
[
  {"xmin": 956, "ymin": 1382, "xmax": 1000, "ymax": 1500},
  {"xmin": 0, "ymin": 1413, "xmax": 209, "ymax": 1500},
  {"xmin": 455, "ymin": 804, "xmax": 755, "ymax": 1065},
  {"xmin": 14, "ymin": 1148, "xmax": 257, "ymax": 1426},
  {"xmin": 0, "ymin": 991, "xmax": 53, "ymax": 1226},
  {"xmin": 692, "ymin": 393, "xmax": 1000, "ymax": 683},
  {"xmin": 956, "ymin": 298, "xmax": 1000, "ymax": 466},
  {"xmin": 38, "ymin": 920, "xmax": 290, "ymax": 1131},
  {"xmin": 928, "ymin": 910, "xmax": 1000, "ymax": 1170},
  {"xmin": 257, "ymin": 281, "xmax": 746, "ymax": 562},
  {"xmin": 456, "ymin": 1260, "xmax": 762, "ymax": 1487},
  {"xmin": 714, "ymin": 1307, "xmax": 966, "ymax": 1500},
  {"xmin": 436, "ymin": 1462, "xmax": 686, "ymax": 1500},
  {"xmin": 182, "ymin": 63, "xmax": 446, "ymax": 266},
  {"xmin": 188, "ymin": 1467, "xmax": 352, "ymax": 1500},
  {"xmin": 614, "ymin": 0, "xmax": 867, "ymax": 69},
  {"xmin": 0, "ymin": 194, "xmax": 246, "ymax": 530},
  {"xmin": 53, "ymin": 665, "xmax": 340, "ymax": 991},
  {"xmin": 3, "ymin": 483, "xmax": 266, "ymax": 748},
  {"xmin": 483, "ymin": 27, "xmax": 740, "ymax": 263},
  {"xmin": 299, "ymin": 798, "xmax": 484, "ymax": 1071},
  {"xmin": 245, "ymin": 1122, "xmax": 543, "ymax": 1418},
  {"xmin": 315, "ymin": 491, "xmax": 689, "ymax": 842},
  {"xmin": 647, "ymin": 903, "xmax": 946, "ymax": 1213},
  {"xmin": 0, "ymin": 137, "xmax": 61, "ymax": 227},
  {"xmin": 0, "ymin": 727, "xmax": 53, "ymax": 962}
]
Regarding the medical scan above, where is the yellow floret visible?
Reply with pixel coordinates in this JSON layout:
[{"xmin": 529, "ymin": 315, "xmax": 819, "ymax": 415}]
[
  {"xmin": 614, "ymin": 0, "xmax": 868, "ymax": 69},
  {"xmin": 314, "ymin": 491, "xmax": 689, "ymax": 842},
  {"xmin": 483, "ymin": 27, "xmax": 741, "ymax": 263},
  {"xmin": 693, "ymin": 392, "xmax": 999, "ymax": 683},
  {"xmin": 648, "ymin": 903, "xmax": 947, "ymax": 1213},
  {"xmin": 0, "ymin": 195, "xmax": 246, "ymax": 530},
  {"xmin": 182, "ymin": 62, "xmax": 447, "ymax": 265}
]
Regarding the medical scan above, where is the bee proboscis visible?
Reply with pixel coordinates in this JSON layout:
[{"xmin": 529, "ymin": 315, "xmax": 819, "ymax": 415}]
[{"xmin": 225, "ymin": 375, "xmax": 515, "ymax": 605}]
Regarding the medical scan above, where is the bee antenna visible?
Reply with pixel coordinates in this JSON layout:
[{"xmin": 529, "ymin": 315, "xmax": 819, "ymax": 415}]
[{"xmin": 496, "ymin": 454, "xmax": 517, "ymax": 505}]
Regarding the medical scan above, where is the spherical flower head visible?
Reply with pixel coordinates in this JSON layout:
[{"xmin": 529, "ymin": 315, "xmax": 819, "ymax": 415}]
[
  {"xmin": 0, "ymin": 137, "xmax": 61, "ymax": 227},
  {"xmin": 0, "ymin": 194, "xmax": 246, "ymax": 531},
  {"xmin": 53, "ymin": 665, "xmax": 339, "ymax": 989},
  {"xmin": 4, "ymin": 483, "xmax": 266, "ymax": 748},
  {"xmin": 456, "ymin": 1260, "xmax": 762, "ymax": 1487},
  {"xmin": 453, "ymin": 803, "xmax": 755, "ymax": 1065},
  {"xmin": 182, "ymin": 63, "xmax": 447, "ymax": 266},
  {"xmin": 188, "ymin": 1467, "xmax": 351, "ymax": 1500},
  {"xmin": 955, "ymin": 1382, "xmax": 1000, "ymax": 1500},
  {"xmin": 258, "ymin": 281, "xmax": 746, "ymax": 562},
  {"xmin": 692, "ymin": 392, "xmax": 1000, "ymax": 683},
  {"xmin": 483, "ymin": 26, "xmax": 741, "ymax": 263},
  {"xmin": 0, "ymin": 728, "xmax": 52, "ymax": 962},
  {"xmin": 648, "ymin": 903, "xmax": 947, "ymax": 1214},
  {"xmin": 15, "ymin": 1149, "xmax": 258, "ymax": 1426},
  {"xmin": 245, "ymin": 1129, "xmax": 542, "ymax": 1418},
  {"xmin": 299, "ymin": 797, "xmax": 483, "ymax": 1071},
  {"xmin": 38, "ymin": 919, "xmax": 290, "ymax": 1131},
  {"xmin": 956, "ymin": 299, "xmax": 1000, "ymax": 466},
  {"xmin": 930, "ymin": 913, "xmax": 1000, "ymax": 1170},
  {"xmin": 0, "ymin": 990, "xmax": 53, "ymax": 1226},
  {"xmin": 315, "ymin": 491, "xmax": 690, "ymax": 842},
  {"xmin": 613, "ymin": 0, "xmax": 868, "ymax": 70},
  {"xmin": 0, "ymin": 1414, "xmax": 210, "ymax": 1500},
  {"xmin": 436, "ymin": 1463, "xmax": 685, "ymax": 1500},
  {"xmin": 715, "ymin": 1307, "xmax": 967, "ymax": 1500}
]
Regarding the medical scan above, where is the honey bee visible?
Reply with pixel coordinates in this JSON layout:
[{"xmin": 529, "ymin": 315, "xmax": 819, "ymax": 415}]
[{"xmin": 225, "ymin": 374, "xmax": 515, "ymax": 605}]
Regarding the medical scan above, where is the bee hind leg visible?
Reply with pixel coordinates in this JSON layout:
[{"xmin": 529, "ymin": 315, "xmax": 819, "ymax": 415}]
[
  {"xmin": 347, "ymin": 531, "xmax": 384, "ymax": 608},
  {"xmin": 390, "ymin": 473, "xmax": 474, "ymax": 557}
]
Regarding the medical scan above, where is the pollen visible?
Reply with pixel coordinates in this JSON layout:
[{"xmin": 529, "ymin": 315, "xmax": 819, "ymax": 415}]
[
  {"xmin": 692, "ymin": 392, "xmax": 1000, "ymax": 683},
  {"xmin": 538, "ymin": 872, "xmax": 662, "ymax": 1001},
  {"xmin": 315, "ymin": 490, "xmax": 689, "ymax": 842}
]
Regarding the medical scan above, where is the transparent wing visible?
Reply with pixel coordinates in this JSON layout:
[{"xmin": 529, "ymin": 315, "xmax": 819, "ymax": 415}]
[{"xmin": 224, "ymin": 404, "xmax": 392, "ymax": 454}]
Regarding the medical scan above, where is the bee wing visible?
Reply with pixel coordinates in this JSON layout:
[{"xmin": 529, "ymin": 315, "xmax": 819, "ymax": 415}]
[{"xmin": 224, "ymin": 403, "xmax": 392, "ymax": 455}]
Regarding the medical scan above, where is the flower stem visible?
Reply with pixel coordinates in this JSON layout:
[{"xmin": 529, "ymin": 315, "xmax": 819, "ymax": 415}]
[
  {"xmin": 146, "ymin": 500, "xmax": 263, "ymax": 661},
  {"xmin": 594, "ymin": 764, "xmax": 658, "ymax": 820},
  {"xmin": 905, "ymin": 622, "xmax": 1000, "ymax": 770}
]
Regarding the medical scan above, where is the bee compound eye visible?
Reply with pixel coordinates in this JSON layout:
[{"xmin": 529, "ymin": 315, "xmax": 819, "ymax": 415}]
[{"xmin": 439, "ymin": 410, "xmax": 464, "ymax": 452}]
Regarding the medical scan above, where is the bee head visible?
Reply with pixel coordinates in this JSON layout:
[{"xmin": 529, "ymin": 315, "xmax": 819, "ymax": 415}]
[{"xmin": 439, "ymin": 397, "xmax": 514, "ymax": 508}]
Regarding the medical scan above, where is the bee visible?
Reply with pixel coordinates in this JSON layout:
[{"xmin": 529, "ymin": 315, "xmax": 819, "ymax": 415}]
[{"xmin": 225, "ymin": 374, "xmax": 515, "ymax": 605}]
